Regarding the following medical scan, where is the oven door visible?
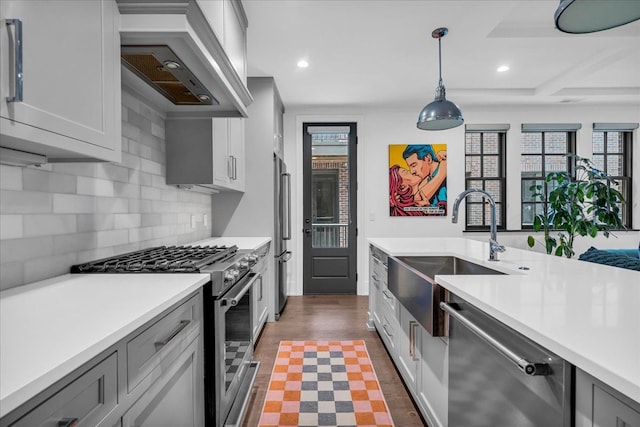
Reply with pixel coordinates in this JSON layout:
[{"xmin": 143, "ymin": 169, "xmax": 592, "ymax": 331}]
[{"xmin": 214, "ymin": 272, "xmax": 259, "ymax": 426}]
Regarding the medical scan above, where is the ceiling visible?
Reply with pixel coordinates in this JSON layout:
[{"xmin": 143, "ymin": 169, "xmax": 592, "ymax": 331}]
[{"xmin": 242, "ymin": 0, "xmax": 640, "ymax": 110}]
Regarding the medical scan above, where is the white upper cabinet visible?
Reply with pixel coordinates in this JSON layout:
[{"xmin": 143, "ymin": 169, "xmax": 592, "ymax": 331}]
[
  {"xmin": 197, "ymin": 0, "xmax": 247, "ymax": 84},
  {"xmin": 0, "ymin": 0, "xmax": 121, "ymax": 163},
  {"xmin": 165, "ymin": 117, "xmax": 245, "ymax": 193}
]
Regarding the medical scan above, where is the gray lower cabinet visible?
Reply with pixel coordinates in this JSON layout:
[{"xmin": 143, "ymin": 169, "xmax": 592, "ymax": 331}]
[
  {"xmin": 369, "ymin": 246, "xmax": 398, "ymax": 355},
  {"xmin": 8, "ymin": 353, "xmax": 117, "ymax": 427},
  {"xmin": 121, "ymin": 337, "xmax": 202, "ymax": 427},
  {"xmin": 575, "ymin": 368, "xmax": 640, "ymax": 427},
  {"xmin": 417, "ymin": 329, "xmax": 448, "ymax": 427},
  {"xmin": 1, "ymin": 290, "xmax": 204, "ymax": 427},
  {"xmin": 396, "ymin": 305, "xmax": 419, "ymax": 393},
  {"xmin": 252, "ymin": 244, "xmax": 271, "ymax": 343}
]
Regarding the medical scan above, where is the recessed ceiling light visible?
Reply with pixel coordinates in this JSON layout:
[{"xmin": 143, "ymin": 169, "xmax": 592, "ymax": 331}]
[
  {"xmin": 497, "ymin": 65, "xmax": 510, "ymax": 73},
  {"xmin": 297, "ymin": 59, "xmax": 309, "ymax": 68}
]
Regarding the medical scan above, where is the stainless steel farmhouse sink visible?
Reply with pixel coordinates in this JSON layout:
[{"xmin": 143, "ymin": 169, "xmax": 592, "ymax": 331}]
[{"xmin": 388, "ymin": 256, "xmax": 504, "ymax": 336}]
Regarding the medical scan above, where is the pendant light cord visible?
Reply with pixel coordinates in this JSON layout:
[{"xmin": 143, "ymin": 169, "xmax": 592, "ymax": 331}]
[{"xmin": 438, "ymin": 36, "xmax": 443, "ymax": 86}]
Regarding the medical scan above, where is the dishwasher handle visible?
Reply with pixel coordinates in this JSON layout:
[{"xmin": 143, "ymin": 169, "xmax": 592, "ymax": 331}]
[{"xmin": 440, "ymin": 301, "xmax": 550, "ymax": 376}]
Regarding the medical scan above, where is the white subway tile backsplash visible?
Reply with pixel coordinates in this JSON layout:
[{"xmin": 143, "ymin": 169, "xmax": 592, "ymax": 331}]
[
  {"xmin": 96, "ymin": 229, "xmax": 129, "ymax": 247},
  {"xmin": 0, "ymin": 262, "xmax": 23, "ymax": 291},
  {"xmin": 24, "ymin": 214, "xmax": 76, "ymax": 237},
  {"xmin": 77, "ymin": 214, "xmax": 115, "ymax": 232},
  {"xmin": 151, "ymin": 122, "xmax": 164, "ymax": 139},
  {"xmin": 54, "ymin": 232, "xmax": 98, "ymax": 254},
  {"xmin": 129, "ymin": 226, "xmax": 154, "ymax": 243},
  {"xmin": 1, "ymin": 190, "xmax": 52, "ymax": 214},
  {"xmin": 113, "ymin": 182, "xmax": 140, "ymax": 199},
  {"xmin": 23, "ymin": 168, "xmax": 76, "ymax": 193},
  {"xmin": 127, "ymin": 138, "xmax": 142, "ymax": 156},
  {"xmin": 122, "ymin": 90, "xmax": 142, "ymax": 113},
  {"xmin": 52, "ymin": 163, "xmax": 98, "ymax": 178},
  {"xmin": 114, "ymin": 213, "xmax": 141, "ymax": 229},
  {"xmin": 122, "ymin": 121, "xmax": 141, "ymax": 142},
  {"xmin": 77, "ymin": 176, "xmax": 115, "ymax": 197},
  {"xmin": 127, "ymin": 108, "xmax": 152, "ymax": 134},
  {"xmin": 161, "ymin": 188, "xmax": 178, "ymax": 202},
  {"xmin": 0, "ymin": 90, "xmax": 212, "ymax": 289},
  {"xmin": 141, "ymin": 213, "xmax": 162, "ymax": 227},
  {"xmin": 96, "ymin": 197, "xmax": 129, "ymax": 213},
  {"xmin": 98, "ymin": 163, "xmax": 130, "ymax": 183},
  {"xmin": 23, "ymin": 253, "xmax": 77, "ymax": 285},
  {"xmin": 53, "ymin": 194, "xmax": 96, "ymax": 214},
  {"xmin": 121, "ymin": 152, "xmax": 141, "ymax": 170},
  {"xmin": 0, "ymin": 215, "xmax": 23, "ymax": 239},
  {"xmin": 0, "ymin": 165, "xmax": 23, "ymax": 190},
  {"xmin": 140, "ymin": 158, "xmax": 162, "ymax": 175},
  {"xmin": 77, "ymin": 246, "xmax": 115, "ymax": 264},
  {"xmin": 1, "ymin": 236, "xmax": 54, "ymax": 263},
  {"xmin": 141, "ymin": 186, "xmax": 161, "ymax": 200},
  {"xmin": 161, "ymin": 213, "xmax": 179, "ymax": 225}
]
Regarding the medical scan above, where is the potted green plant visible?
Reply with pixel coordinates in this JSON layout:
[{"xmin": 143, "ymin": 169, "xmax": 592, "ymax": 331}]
[{"xmin": 526, "ymin": 155, "xmax": 625, "ymax": 258}]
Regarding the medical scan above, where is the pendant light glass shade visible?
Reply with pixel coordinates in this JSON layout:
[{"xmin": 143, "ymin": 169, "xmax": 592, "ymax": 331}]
[
  {"xmin": 417, "ymin": 27, "xmax": 463, "ymax": 131},
  {"xmin": 554, "ymin": 0, "xmax": 640, "ymax": 34}
]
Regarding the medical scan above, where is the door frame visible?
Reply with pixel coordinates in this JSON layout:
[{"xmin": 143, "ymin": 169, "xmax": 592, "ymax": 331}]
[{"xmin": 292, "ymin": 115, "xmax": 365, "ymax": 295}]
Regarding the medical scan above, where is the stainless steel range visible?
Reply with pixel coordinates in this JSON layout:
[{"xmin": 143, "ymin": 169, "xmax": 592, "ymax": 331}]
[{"xmin": 71, "ymin": 244, "xmax": 263, "ymax": 427}]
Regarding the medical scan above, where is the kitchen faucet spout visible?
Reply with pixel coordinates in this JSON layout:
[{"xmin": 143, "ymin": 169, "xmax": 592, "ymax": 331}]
[{"xmin": 451, "ymin": 189, "xmax": 505, "ymax": 261}]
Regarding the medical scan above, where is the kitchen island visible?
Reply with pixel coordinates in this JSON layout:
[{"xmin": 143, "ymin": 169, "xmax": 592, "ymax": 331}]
[{"xmin": 369, "ymin": 237, "xmax": 640, "ymax": 426}]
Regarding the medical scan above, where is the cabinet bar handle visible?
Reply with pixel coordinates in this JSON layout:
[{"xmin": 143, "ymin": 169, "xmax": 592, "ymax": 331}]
[
  {"xmin": 382, "ymin": 324, "xmax": 393, "ymax": 338},
  {"xmin": 382, "ymin": 289, "xmax": 393, "ymax": 300},
  {"xmin": 410, "ymin": 321, "xmax": 419, "ymax": 361},
  {"xmin": 5, "ymin": 19, "xmax": 23, "ymax": 103},
  {"xmin": 154, "ymin": 319, "xmax": 190, "ymax": 349},
  {"xmin": 440, "ymin": 302, "xmax": 550, "ymax": 376},
  {"xmin": 233, "ymin": 156, "xmax": 237, "ymax": 180}
]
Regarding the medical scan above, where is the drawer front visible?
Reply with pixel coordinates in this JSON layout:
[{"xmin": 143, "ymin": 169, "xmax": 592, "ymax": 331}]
[
  {"xmin": 378, "ymin": 312, "xmax": 397, "ymax": 354},
  {"xmin": 127, "ymin": 296, "xmax": 197, "ymax": 393},
  {"xmin": 377, "ymin": 281, "xmax": 396, "ymax": 314},
  {"xmin": 12, "ymin": 353, "xmax": 117, "ymax": 427}
]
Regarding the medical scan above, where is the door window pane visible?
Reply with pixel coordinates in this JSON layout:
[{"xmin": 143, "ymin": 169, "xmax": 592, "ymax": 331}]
[{"xmin": 310, "ymin": 130, "xmax": 350, "ymax": 248}]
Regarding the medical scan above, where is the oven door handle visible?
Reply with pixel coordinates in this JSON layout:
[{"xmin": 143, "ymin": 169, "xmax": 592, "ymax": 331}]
[{"xmin": 225, "ymin": 273, "xmax": 259, "ymax": 307}]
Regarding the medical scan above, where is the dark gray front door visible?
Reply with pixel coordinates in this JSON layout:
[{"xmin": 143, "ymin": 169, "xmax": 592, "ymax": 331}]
[{"xmin": 302, "ymin": 123, "xmax": 357, "ymax": 294}]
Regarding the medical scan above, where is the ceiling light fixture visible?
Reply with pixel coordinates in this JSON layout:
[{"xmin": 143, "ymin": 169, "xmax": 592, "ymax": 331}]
[
  {"xmin": 497, "ymin": 65, "xmax": 510, "ymax": 73},
  {"xmin": 297, "ymin": 59, "xmax": 309, "ymax": 68},
  {"xmin": 554, "ymin": 0, "xmax": 640, "ymax": 34},
  {"xmin": 417, "ymin": 27, "xmax": 463, "ymax": 131}
]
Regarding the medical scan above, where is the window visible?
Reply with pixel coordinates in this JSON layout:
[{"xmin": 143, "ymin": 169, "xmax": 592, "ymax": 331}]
[
  {"xmin": 521, "ymin": 129, "xmax": 577, "ymax": 228},
  {"xmin": 592, "ymin": 129, "xmax": 633, "ymax": 228},
  {"xmin": 464, "ymin": 129, "xmax": 507, "ymax": 230}
]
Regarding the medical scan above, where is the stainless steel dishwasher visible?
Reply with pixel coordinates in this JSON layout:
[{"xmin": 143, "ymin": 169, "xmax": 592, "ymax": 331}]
[{"xmin": 441, "ymin": 294, "xmax": 572, "ymax": 427}]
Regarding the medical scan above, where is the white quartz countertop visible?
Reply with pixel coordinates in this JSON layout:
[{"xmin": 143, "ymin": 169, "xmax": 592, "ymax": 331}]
[
  {"xmin": 0, "ymin": 273, "xmax": 210, "ymax": 418},
  {"xmin": 189, "ymin": 236, "xmax": 271, "ymax": 251},
  {"xmin": 368, "ymin": 237, "xmax": 640, "ymax": 404}
]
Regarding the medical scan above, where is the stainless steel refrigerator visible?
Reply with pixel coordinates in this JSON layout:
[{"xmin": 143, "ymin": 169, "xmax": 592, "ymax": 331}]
[{"xmin": 274, "ymin": 153, "xmax": 291, "ymax": 319}]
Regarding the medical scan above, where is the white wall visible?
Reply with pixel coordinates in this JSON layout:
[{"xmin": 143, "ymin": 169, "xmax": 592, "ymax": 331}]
[{"xmin": 283, "ymin": 103, "xmax": 640, "ymax": 296}]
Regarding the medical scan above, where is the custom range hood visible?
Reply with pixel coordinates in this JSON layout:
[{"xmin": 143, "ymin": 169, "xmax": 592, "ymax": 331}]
[{"xmin": 116, "ymin": 0, "xmax": 252, "ymax": 117}]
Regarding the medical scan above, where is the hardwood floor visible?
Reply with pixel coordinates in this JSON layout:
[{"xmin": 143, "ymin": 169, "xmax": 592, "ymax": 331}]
[{"xmin": 242, "ymin": 295, "xmax": 427, "ymax": 426}]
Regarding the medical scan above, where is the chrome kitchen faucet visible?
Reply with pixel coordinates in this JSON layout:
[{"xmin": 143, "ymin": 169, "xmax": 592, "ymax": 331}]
[{"xmin": 452, "ymin": 189, "xmax": 506, "ymax": 261}]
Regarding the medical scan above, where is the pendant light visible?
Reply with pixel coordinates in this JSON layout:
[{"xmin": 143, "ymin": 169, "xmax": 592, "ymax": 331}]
[
  {"xmin": 417, "ymin": 27, "xmax": 463, "ymax": 131},
  {"xmin": 554, "ymin": 0, "xmax": 640, "ymax": 34}
]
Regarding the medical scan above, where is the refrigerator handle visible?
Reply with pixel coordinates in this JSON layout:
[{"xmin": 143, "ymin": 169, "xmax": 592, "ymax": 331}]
[{"xmin": 282, "ymin": 173, "xmax": 291, "ymax": 240}]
